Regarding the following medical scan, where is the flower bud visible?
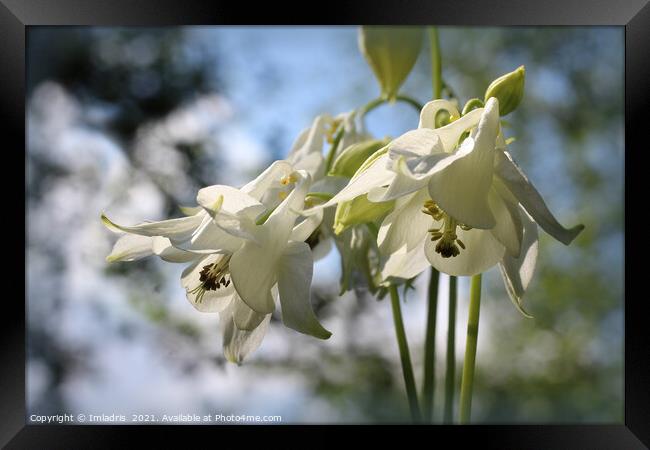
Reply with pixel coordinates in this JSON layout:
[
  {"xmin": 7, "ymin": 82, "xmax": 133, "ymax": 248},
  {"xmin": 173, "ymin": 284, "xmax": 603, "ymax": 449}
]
[
  {"xmin": 333, "ymin": 195, "xmax": 394, "ymax": 235},
  {"xmin": 484, "ymin": 65, "xmax": 525, "ymax": 116},
  {"xmin": 329, "ymin": 139, "xmax": 389, "ymax": 178},
  {"xmin": 358, "ymin": 26, "xmax": 424, "ymax": 101}
]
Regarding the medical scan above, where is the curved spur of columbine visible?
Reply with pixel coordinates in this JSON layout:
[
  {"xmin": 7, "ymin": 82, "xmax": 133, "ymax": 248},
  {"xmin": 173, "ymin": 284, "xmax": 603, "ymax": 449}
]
[{"xmin": 102, "ymin": 212, "xmax": 204, "ymax": 263}]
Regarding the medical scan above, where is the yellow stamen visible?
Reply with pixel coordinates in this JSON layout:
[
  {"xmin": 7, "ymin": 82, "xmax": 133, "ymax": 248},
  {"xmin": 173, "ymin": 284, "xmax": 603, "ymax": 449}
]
[
  {"xmin": 422, "ymin": 199, "xmax": 470, "ymax": 258},
  {"xmin": 280, "ymin": 173, "xmax": 298, "ymax": 185}
]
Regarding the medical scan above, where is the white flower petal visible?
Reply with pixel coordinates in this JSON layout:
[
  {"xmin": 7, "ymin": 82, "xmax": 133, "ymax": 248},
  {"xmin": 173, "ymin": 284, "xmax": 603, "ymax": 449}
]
[
  {"xmin": 293, "ymin": 151, "xmax": 324, "ymax": 178},
  {"xmin": 233, "ymin": 294, "xmax": 271, "ymax": 331},
  {"xmin": 433, "ymin": 107, "xmax": 484, "ymax": 152},
  {"xmin": 288, "ymin": 114, "xmax": 331, "ymax": 160},
  {"xmin": 487, "ymin": 185, "xmax": 523, "ymax": 257},
  {"xmin": 151, "ymin": 236, "xmax": 197, "ymax": 263},
  {"xmin": 337, "ymin": 112, "xmax": 368, "ymax": 152},
  {"xmin": 499, "ymin": 208, "xmax": 538, "ymax": 318},
  {"xmin": 381, "ymin": 240, "xmax": 430, "ymax": 281},
  {"xmin": 320, "ymin": 153, "xmax": 394, "ymax": 208},
  {"xmin": 277, "ymin": 241, "xmax": 331, "ymax": 339},
  {"xmin": 196, "ymin": 184, "xmax": 265, "ymax": 219},
  {"xmin": 230, "ymin": 172, "xmax": 313, "ymax": 315},
  {"xmin": 241, "ymin": 160, "xmax": 294, "ymax": 201},
  {"xmin": 388, "ymin": 128, "xmax": 444, "ymax": 157},
  {"xmin": 287, "ymin": 114, "xmax": 330, "ymax": 179},
  {"xmin": 369, "ymin": 154, "xmax": 445, "ymax": 202},
  {"xmin": 378, "ymin": 189, "xmax": 431, "ymax": 255},
  {"xmin": 419, "ymin": 99, "xmax": 460, "ymax": 129},
  {"xmin": 178, "ymin": 218, "xmax": 245, "ymax": 254},
  {"xmin": 424, "ymin": 227, "xmax": 506, "ymax": 276},
  {"xmin": 290, "ymin": 210, "xmax": 323, "ymax": 243},
  {"xmin": 106, "ymin": 234, "xmax": 154, "ymax": 262},
  {"xmin": 494, "ymin": 149, "xmax": 584, "ymax": 245},
  {"xmin": 426, "ymin": 98, "xmax": 500, "ymax": 229},
  {"xmin": 212, "ymin": 212, "xmax": 261, "ymax": 244},
  {"xmin": 264, "ymin": 171, "xmax": 311, "ymax": 241},
  {"xmin": 220, "ymin": 299, "xmax": 271, "ymax": 364},
  {"xmin": 101, "ymin": 212, "xmax": 204, "ymax": 243},
  {"xmin": 229, "ymin": 239, "xmax": 277, "ymax": 314}
]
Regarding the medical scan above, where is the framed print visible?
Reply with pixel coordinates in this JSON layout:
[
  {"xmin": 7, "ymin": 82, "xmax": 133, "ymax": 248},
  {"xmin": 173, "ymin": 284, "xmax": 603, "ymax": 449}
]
[{"xmin": 3, "ymin": 0, "xmax": 649, "ymax": 447}]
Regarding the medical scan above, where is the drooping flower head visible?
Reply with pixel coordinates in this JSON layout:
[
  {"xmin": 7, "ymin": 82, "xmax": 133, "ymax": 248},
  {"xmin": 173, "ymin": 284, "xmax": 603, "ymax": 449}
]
[
  {"xmin": 314, "ymin": 96, "xmax": 583, "ymax": 315},
  {"xmin": 103, "ymin": 154, "xmax": 331, "ymax": 362}
]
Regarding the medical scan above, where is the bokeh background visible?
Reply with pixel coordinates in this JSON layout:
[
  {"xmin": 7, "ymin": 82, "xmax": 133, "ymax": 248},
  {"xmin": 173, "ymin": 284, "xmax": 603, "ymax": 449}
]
[{"xmin": 26, "ymin": 26, "xmax": 624, "ymax": 423}]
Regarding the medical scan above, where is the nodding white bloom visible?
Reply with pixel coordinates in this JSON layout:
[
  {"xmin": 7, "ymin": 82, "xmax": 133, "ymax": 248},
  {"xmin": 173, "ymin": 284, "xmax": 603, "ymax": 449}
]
[
  {"xmin": 195, "ymin": 169, "xmax": 330, "ymax": 339},
  {"xmin": 103, "ymin": 159, "xmax": 330, "ymax": 362},
  {"xmin": 318, "ymin": 97, "xmax": 583, "ymax": 314}
]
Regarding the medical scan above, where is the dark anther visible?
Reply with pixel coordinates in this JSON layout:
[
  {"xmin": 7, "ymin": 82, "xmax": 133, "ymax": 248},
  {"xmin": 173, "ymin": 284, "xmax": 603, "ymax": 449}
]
[
  {"xmin": 436, "ymin": 240, "xmax": 460, "ymax": 258},
  {"xmin": 199, "ymin": 263, "xmax": 229, "ymax": 291}
]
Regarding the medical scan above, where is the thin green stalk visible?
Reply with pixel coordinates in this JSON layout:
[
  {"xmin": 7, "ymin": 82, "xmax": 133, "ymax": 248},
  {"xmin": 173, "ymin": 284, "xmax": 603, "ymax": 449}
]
[
  {"xmin": 359, "ymin": 94, "xmax": 423, "ymax": 119},
  {"xmin": 394, "ymin": 94, "xmax": 423, "ymax": 112},
  {"xmin": 429, "ymin": 27, "xmax": 442, "ymax": 99},
  {"xmin": 422, "ymin": 267, "xmax": 439, "ymax": 422},
  {"xmin": 324, "ymin": 127, "xmax": 344, "ymax": 173},
  {"xmin": 443, "ymin": 275, "xmax": 457, "ymax": 423},
  {"xmin": 459, "ymin": 274, "xmax": 482, "ymax": 424},
  {"xmin": 388, "ymin": 285, "xmax": 421, "ymax": 422}
]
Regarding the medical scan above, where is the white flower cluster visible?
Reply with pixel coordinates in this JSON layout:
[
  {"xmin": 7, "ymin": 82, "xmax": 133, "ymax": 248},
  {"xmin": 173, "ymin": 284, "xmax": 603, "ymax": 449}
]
[
  {"xmin": 103, "ymin": 32, "xmax": 583, "ymax": 363},
  {"xmin": 103, "ymin": 112, "xmax": 365, "ymax": 363}
]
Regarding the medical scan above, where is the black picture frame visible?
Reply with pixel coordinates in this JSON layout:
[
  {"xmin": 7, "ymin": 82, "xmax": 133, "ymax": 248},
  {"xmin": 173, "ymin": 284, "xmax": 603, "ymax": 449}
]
[{"xmin": 4, "ymin": 0, "xmax": 648, "ymax": 447}]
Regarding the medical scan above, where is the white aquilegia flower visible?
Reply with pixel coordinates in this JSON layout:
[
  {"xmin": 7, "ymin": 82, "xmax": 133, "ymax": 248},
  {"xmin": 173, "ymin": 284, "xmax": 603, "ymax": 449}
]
[
  {"xmin": 316, "ymin": 97, "xmax": 583, "ymax": 314},
  {"xmin": 103, "ymin": 161, "xmax": 330, "ymax": 363},
  {"xmin": 190, "ymin": 168, "xmax": 331, "ymax": 339}
]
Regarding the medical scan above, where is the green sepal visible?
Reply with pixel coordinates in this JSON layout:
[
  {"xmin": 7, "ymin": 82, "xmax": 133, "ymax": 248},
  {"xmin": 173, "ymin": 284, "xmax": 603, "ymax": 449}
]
[
  {"xmin": 329, "ymin": 139, "xmax": 389, "ymax": 178},
  {"xmin": 333, "ymin": 195, "xmax": 394, "ymax": 236}
]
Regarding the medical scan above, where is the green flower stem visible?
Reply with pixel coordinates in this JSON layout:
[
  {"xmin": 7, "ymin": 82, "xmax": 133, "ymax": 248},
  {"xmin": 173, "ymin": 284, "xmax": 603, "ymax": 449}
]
[
  {"xmin": 422, "ymin": 267, "xmax": 440, "ymax": 422},
  {"xmin": 443, "ymin": 275, "xmax": 457, "ymax": 423},
  {"xmin": 459, "ymin": 273, "xmax": 482, "ymax": 424},
  {"xmin": 429, "ymin": 27, "xmax": 442, "ymax": 99},
  {"xmin": 394, "ymin": 94, "xmax": 424, "ymax": 113},
  {"xmin": 324, "ymin": 127, "xmax": 344, "ymax": 173},
  {"xmin": 388, "ymin": 285, "xmax": 421, "ymax": 422},
  {"xmin": 359, "ymin": 95, "xmax": 423, "ymax": 119}
]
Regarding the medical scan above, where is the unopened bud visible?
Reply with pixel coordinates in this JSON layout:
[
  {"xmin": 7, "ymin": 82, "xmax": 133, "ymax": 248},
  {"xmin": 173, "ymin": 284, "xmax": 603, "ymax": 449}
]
[
  {"xmin": 358, "ymin": 26, "xmax": 424, "ymax": 101},
  {"xmin": 484, "ymin": 65, "xmax": 525, "ymax": 116}
]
